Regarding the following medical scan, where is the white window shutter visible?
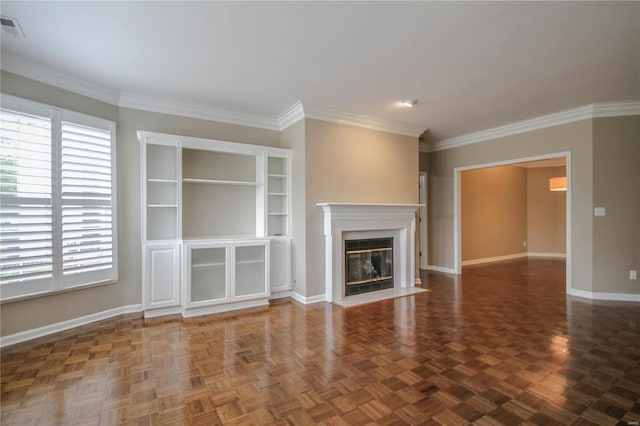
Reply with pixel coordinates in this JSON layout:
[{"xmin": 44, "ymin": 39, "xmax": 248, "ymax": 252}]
[
  {"xmin": 60, "ymin": 120, "xmax": 115, "ymax": 287},
  {"xmin": 0, "ymin": 108, "xmax": 55, "ymax": 298}
]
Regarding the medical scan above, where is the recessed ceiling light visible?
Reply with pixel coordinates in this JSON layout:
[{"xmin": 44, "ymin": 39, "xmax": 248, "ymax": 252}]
[{"xmin": 400, "ymin": 99, "xmax": 417, "ymax": 107}]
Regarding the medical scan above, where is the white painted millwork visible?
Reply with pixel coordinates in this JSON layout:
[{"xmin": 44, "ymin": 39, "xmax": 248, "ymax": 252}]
[
  {"xmin": 318, "ymin": 203, "xmax": 423, "ymax": 304},
  {"xmin": 270, "ymin": 238, "xmax": 292, "ymax": 293},
  {"xmin": 143, "ymin": 242, "xmax": 181, "ymax": 310},
  {"xmin": 182, "ymin": 239, "xmax": 270, "ymax": 318},
  {"xmin": 139, "ymin": 131, "xmax": 291, "ymax": 318}
]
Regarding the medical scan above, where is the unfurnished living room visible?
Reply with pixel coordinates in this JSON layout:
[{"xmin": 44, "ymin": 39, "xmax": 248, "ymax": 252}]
[{"xmin": 1, "ymin": 2, "xmax": 639, "ymax": 425}]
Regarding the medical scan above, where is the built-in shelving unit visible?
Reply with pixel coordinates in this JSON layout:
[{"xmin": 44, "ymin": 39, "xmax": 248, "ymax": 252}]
[{"xmin": 139, "ymin": 131, "xmax": 292, "ymax": 318}]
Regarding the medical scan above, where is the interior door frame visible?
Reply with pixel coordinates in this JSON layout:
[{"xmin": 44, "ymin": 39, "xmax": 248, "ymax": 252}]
[
  {"xmin": 453, "ymin": 151, "xmax": 571, "ymax": 294},
  {"xmin": 419, "ymin": 172, "xmax": 428, "ymax": 270}
]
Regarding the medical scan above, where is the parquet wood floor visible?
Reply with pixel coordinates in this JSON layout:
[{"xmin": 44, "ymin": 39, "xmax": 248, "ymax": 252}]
[{"xmin": 2, "ymin": 259, "xmax": 639, "ymax": 425}]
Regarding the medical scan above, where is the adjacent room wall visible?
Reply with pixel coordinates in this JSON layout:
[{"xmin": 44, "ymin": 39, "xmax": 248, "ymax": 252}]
[
  {"xmin": 526, "ymin": 165, "xmax": 566, "ymax": 255},
  {"xmin": 428, "ymin": 120, "xmax": 593, "ymax": 291},
  {"xmin": 304, "ymin": 119, "xmax": 419, "ymax": 298},
  {"xmin": 461, "ymin": 166, "xmax": 527, "ymax": 262},
  {"xmin": 592, "ymin": 116, "xmax": 640, "ymax": 294},
  {"xmin": 0, "ymin": 71, "xmax": 281, "ymax": 337}
]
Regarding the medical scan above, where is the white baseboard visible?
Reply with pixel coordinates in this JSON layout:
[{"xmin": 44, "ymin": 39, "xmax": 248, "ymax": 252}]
[
  {"xmin": 462, "ymin": 253, "xmax": 528, "ymax": 266},
  {"xmin": 0, "ymin": 304, "xmax": 143, "ymax": 348},
  {"xmin": 290, "ymin": 291, "xmax": 326, "ymax": 304},
  {"xmin": 182, "ymin": 299, "xmax": 269, "ymax": 318},
  {"xmin": 527, "ymin": 252, "xmax": 567, "ymax": 259},
  {"xmin": 461, "ymin": 252, "xmax": 567, "ymax": 266},
  {"xmin": 270, "ymin": 290, "xmax": 293, "ymax": 300},
  {"xmin": 568, "ymin": 289, "xmax": 640, "ymax": 302},
  {"xmin": 425, "ymin": 265, "xmax": 458, "ymax": 274}
]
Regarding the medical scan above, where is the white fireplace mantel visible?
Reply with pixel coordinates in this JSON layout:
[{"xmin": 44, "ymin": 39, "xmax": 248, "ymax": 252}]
[{"xmin": 318, "ymin": 203, "xmax": 424, "ymax": 304}]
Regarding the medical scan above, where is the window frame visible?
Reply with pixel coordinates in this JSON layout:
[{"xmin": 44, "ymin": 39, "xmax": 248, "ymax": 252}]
[{"xmin": 0, "ymin": 94, "xmax": 118, "ymax": 302}]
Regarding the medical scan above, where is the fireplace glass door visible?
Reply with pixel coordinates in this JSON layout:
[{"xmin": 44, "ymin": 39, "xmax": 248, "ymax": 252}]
[{"xmin": 345, "ymin": 238, "xmax": 393, "ymax": 296}]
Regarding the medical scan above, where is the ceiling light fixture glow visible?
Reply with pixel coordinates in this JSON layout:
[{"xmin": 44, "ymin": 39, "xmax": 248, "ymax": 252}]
[{"xmin": 401, "ymin": 99, "xmax": 417, "ymax": 107}]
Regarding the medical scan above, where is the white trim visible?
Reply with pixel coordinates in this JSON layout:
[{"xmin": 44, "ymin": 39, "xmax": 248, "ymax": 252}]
[
  {"xmin": 425, "ymin": 265, "xmax": 457, "ymax": 274},
  {"xmin": 277, "ymin": 101, "xmax": 305, "ymax": 130},
  {"xmin": 269, "ymin": 290, "xmax": 292, "ymax": 300},
  {"xmin": 2, "ymin": 54, "xmax": 426, "ymax": 137},
  {"xmin": 1, "ymin": 52, "xmax": 121, "ymax": 105},
  {"xmin": 0, "ymin": 304, "xmax": 142, "ymax": 348},
  {"xmin": 461, "ymin": 253, "xmax": 528, "ymax": 266},
  {"xmin": 181, "ymin": 298, "xmax": 269, "ymax": 318},
  {"xmin": 290, "ymin": 291, "xmax": 326, "ymax": 305},
  {"xmin": 461, "ymin": 252, "xmax": 566, "ymax": 266},
  {"xmin": 120, "ymin": 92, "xmax": 280, "ymax": 131},
  {"xmin": 430, "ymin": 101, "xmax": 640, "ymax": 152},
  {"xmin": 527, "ymin": 252, "xmax": 567, "ymax": 259},
  {"xmin": 419, "ymin": 172, "xmax": 428, "ymax": 270},
  {"xmin": 568, "ymin": 289, "xmax": 640, "ymax": 303},
  {"xmin": 300, "ymin": 102, "xmax": 425, "ymax": 137}
]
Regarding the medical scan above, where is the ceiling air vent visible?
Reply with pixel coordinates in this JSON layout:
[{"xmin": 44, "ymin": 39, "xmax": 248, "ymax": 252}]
[{"xmin": 1, "ymin": 16, "xmax": 25, "ymax": 38}]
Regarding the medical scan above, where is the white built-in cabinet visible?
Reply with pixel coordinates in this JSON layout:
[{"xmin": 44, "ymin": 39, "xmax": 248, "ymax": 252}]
[{"xmin": 139, "ymin": 131, "xmax": 292, "ymax": 318}]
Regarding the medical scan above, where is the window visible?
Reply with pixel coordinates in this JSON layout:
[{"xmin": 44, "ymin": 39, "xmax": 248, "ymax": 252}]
[{"xmin": 0, "ymin": 96, "xmax": 117, "ymax": 301}]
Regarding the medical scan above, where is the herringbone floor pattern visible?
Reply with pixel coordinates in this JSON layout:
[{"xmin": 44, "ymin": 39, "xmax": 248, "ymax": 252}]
[{"xmin": 2, "ymin": 259, "xmax": 639, "ymax": 425}]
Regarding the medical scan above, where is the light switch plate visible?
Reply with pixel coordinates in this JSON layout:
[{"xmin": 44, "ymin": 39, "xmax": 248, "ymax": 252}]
[{"xmin": 594, "ymin": 207, "xmax": 606, "ymax": 216}]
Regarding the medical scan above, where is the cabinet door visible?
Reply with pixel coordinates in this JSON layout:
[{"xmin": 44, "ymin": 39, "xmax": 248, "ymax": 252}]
[
  {"xmin": 232, "ymin": 241, "xmax": 269, "ymax": 300},
  {"xmin": 185, "ymin": 243, "xmax": 229, "ymax": 307},
  {"xmin": 270, "ymin": 239, "xmax": 291, "ymax": 293},
  {"xmin": 144, "ymin": 243, "xmax": 180, "ymax": 309}
]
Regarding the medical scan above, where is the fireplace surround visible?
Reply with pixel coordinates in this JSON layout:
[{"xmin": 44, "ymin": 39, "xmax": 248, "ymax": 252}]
[{"xmin": 318, "ymin": 203, "xmax": 424, "ymax": 305}]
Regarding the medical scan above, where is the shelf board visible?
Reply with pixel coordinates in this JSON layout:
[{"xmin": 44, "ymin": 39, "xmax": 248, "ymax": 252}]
[
  {"xmin": 148, "ymin": 178, "xmax": 178, "ymax": 183},
  {"xmin": 268, "ymin": 212, "xmax": 288, "ymax": 216},
  {"xmin": 268, "ymin": 192, "xmax": 288, "ymax": 196},
  {"xmin": 236, "ymin": 259, "xmax": 265, "ymax": 265},
  {"xmin": 148, "ymin": 204, "xmax": 178, "ymax": 208},
  {"xmin": 192, "ymin": 262, "xmax": 226, "ymax": 268},
  {"xmin": 183, "ymin": 178, "xmax": 257, "ymax": 186},
  {"xmin": 267, "ymin": 173, "xmax": 287, "ymax": 178}
]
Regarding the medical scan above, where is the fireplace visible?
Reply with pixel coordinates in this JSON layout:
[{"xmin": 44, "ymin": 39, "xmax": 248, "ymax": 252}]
[
  {"xmin": 345, "ymin": 238, "xmax": 393, "ymax": 296},
  {"xmin": 318, "ymin": 203, "xmax": 424, "ymax": 305}
]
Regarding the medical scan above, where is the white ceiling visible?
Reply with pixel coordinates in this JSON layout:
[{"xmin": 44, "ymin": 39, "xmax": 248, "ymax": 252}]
[{"xmin": 1, "ymin": 1, "xmax": 638, "ymax": 142}]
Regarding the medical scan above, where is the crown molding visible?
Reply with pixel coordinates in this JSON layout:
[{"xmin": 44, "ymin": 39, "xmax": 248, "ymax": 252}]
[
  {"xmin": 1, "ymin": 52, "xmax": 122, "ymax": 105},
  {"xmin": 592, "ymin": 101, "xmax": 640, "ymax": 118},
  {"xmin": 277, "ymin": 100, "xmax": 305, "ymax": 130},
  {"xmin": 429, "ymin": 101, "xmax": 640, "ymax": 152},
  {"xmin": 119, "ymin": 92, "xmax": 280, "ymax": 131},
  {"xmin": 300, "ymin": 102, "xmax": 426, "ymax": 137}
]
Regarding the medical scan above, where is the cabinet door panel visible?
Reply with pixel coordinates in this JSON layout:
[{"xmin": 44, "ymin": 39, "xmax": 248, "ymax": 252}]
[
  {"xmin": 234, "ymin": 243, "xmax": 268, "ymax": 298},
  {"xmin": 189, "ymin": 246, "xmax": 227, "ymax": 304},
  {"xmin": 145, "ymin": 244, "xmax": 180, "ymax": 309},
  {"xmin": 270, "ymin": 239, "xmax": 291, "ymax": 293}
]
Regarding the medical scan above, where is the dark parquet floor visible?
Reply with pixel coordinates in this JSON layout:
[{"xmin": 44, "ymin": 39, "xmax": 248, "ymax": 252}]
[{"xmin": 2, "ymin": 259, "xmax": 639, "ymax": 425}]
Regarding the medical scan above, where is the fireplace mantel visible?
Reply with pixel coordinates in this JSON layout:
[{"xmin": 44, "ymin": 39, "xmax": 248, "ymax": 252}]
[{"xmin": 318, "ymin": 203, "xmax": 424, "ymax": 304}]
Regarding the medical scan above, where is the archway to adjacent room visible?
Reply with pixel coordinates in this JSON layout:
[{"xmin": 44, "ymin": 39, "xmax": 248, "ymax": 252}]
[{"xmin": 454, "ymin": 152, "xmax": 571, "ymax": 292}]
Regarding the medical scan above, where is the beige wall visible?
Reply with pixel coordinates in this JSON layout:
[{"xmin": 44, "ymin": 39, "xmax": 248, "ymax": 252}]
[
  {"xmin": 304, "ymin": 119, "xmax": 419, "ymax": 297},
  {"xmin": 527, "ymin": 166, "xmax": 566, "ymax": 254},
  {"xmin": 428, "ymin": 120, "xmax": 593, "ymax": 291},
  {"xmin": 280, "ymin": 120, "xmax": 306, "ymax": 295},
  {"xmin": 461, "ymin": 166, "xmax": 527, "ymax": 261},
  {"xmin": 592, "ymin": 116, "xmax": 640, "ymax": 294},
  {"xmin": 0, "ymin": 72, "xmax": 281, "ymax": 337}
]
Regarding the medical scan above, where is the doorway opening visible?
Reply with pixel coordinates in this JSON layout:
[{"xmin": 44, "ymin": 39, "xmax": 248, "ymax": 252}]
[{"xmin": 453, "ymin": 152, "xmax": 571, "ymax": 293}]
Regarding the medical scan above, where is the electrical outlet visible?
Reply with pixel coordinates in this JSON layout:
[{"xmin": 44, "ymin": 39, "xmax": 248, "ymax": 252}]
[
  {"xmin": 630, "ymin": 270, "xmax": 637, "ymax": 280},
  {"xmin": 523, "ymin": 241, "xmax": 527, "ymax": 247}
]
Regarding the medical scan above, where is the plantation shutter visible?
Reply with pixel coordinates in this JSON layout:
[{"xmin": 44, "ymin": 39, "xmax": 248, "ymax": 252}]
[
  {"xmin": 0, "ymin": 96, "xmax": 116, "ymax": 301},
  {"xmin": 0, "ymin": 107, "xmax": 54, "ymax": 297},
  {"xmin": 60, "ymin": 118, "xmax": 115, "ymax": 287}
]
